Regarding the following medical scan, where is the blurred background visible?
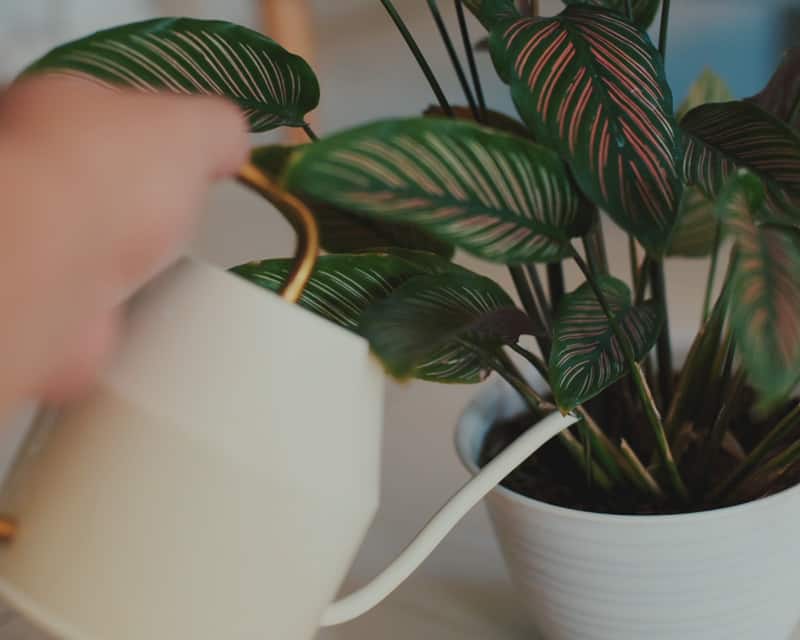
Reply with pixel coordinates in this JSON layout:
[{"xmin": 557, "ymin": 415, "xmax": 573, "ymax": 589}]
[{"xmin": 0, "ymin": 3, "xmax": 797, "ymax": 637}]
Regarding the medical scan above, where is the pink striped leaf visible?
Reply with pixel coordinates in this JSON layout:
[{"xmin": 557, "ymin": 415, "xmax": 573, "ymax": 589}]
[
  {"xmin": 748, "ymin": 47, "xmax": 800, "ymax": 131},
  {"xmin": 562, "ymin": 0, "xmax": 661, "ymax": 29},
  {"xmin": 24, "ymin": 17, "xmax": 319, "ymax": 132},
  {"xmin": 716, "ymin": 170, "xmax": 800, "ymax": 406},
  {"xmin": 360, "ymin": 272, "xmax": 536, "ymax": 382},
  {"xmin": 490, "ymin": 6, "xmax": 682, "ymax": 256},
  {"xmin": 681, "ymin": 101, "xmax": 800, "ymax": 221},
  {"xmin": 549, "ymin": 275, "xmax": 662, "ymax": 411},
  {"xmin": 283, "ymin": 118, "xmax": 591, "ymax": 265}
]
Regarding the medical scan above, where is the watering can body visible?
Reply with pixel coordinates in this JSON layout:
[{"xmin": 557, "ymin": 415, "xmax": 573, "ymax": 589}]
[{"xmin": 0, "ymin": 258, "xmax": 384, "ymax": 639}]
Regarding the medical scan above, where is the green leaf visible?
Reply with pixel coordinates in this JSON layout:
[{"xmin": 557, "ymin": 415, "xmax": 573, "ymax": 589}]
[
  {"xmin": 490, "ymin": 6, "xmax": 682, "ymax": 256},
  {"xmin": 423, "ymin": 104, "xmax": 532, "ymax": 139},
  {"xmin": 681, "ymin": 101, "xmax": 800, "ymax": 219},
  {"xmin": 748, "ymin": 47, "xmax": 800, "ymax": 131},
  {"xmin": 716, "ymin": 171, "xmax": 800, "ymax": 405},
  {"xmin": 251, "ymin": 145, "xmax": 454, "ymax": 258},
  {"xmin": 549, "ymin": 275, "xmax": 663, "ymax": 411},
  {"xmin": 231, "ymin": 250, "xmax": 465, "ymax": 333},
  {"xmin": 676, "ymin": 68, "xmax": 733, "ymax": 122},
  {"xmin": 283, "ymin": 117, "xmax": 589, "ymax": 265},
  {"xmin": 462, "ymin": 0, "xmax": 520, "ymax": 30},
  {"xmin": 24, "ymin": 17, "xmax": 319, "ymax": 132},
  {"xmin": 562, "ymin": 0, "xmax": 661, "ymax": 30},
  {"xmin": 360, "ymin": 272, "xmax": 535, "ymax": 383},
  {"xmin": 667, "ymin": 186, "xmax": 717, "ymax": 257}
]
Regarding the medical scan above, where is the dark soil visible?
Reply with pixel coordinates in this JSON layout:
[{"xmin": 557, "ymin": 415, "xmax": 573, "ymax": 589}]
[{"xmin": 479, "ymin": 385, "xmax": 800, "ymax": 516}]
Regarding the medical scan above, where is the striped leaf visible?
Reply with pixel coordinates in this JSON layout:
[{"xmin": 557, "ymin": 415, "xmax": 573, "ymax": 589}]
[
  {"xmin": 562, "ymin": 0, "xmax": 661, "ymax": 29},
  {"xmin": 549, "ymin": 275, "xmax": 663, "ymax": 411},
  {"xmin": 282, "ymin": 118, "xmax": 590, "ymax": 265},
  {"xmin": 491, "ymin": 6, "xmax": 682, "ymax": 256},
  {"xmin": 749, "ymin": 47, "xmax": 800, "ymax": 131},
  {"xmin": 231, "ymin": 250, "xmax": 464, "ymax": 334},
  {"xmin": 251, "ymin": 146, "xmax": 454, "ymax": 258},
  {"xmin": 24, "ymin": 17, "xmax": 319, "ymax": 133},
  {"xmin": 681, "ymin": 101, "xmax": 800, "ymax": 220},
  {"xmin": 676, "ymin": 68, "xmax": 733, "ymax": 122},
  {"xmin": 716, "ymin": 171, "xmax": 800, "ymax": 405},
  {"xmin": 462, "ymin": 0, "xmax": 520, "ymax": 30},
  {"xmin": 360, "ymin": 272, "xmax": 535, "ymax": 383},
  {"xmin": 667, "ymin": 186, "xmax": 717, "ymax": 257},
  {"xmin": 423, "ymin": 104, "xmax": 532, "ymax": 139}
]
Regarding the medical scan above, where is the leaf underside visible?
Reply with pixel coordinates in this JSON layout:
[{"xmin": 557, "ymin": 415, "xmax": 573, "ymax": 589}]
[
  {"xmin": 491, "ymin": 6, "xmax": 682, "ymax": 256},
  {"xmin": 748, "ymin": 47, "xmax": 800, "ymax": 131},
  {"xmin": 716, "ymin": 172, "xmax": 800, "ymax": 404},
  {"xmin": 549, "ymin": 275, "xmax": 662, "ymax": 411},
  {"xmin": 360, "ymin": 272, "xmax": 534, "ymax": 383},
  {"xmin": 25, "ymin": 17, "xmax": 320, "ymax": 132},
  {"xmin": 284, "ymin": 117, "xmax": 589, "ymax": 265},
  {"xmin": 667, "ymin": 186, "xmax": 717, "ymax": 258},
  {"xmin": 562, "ymin": 0, "xmax": 661, "ymax": 30},
  {"xmin": 681, "ymin": 101, "xmax": 800, "ymax": 220}
]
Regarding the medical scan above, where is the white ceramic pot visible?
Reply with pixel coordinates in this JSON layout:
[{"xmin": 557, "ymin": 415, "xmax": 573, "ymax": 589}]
[{"xmin": 456, "ymin": 376, "xmax": 800, "ymax": 640}]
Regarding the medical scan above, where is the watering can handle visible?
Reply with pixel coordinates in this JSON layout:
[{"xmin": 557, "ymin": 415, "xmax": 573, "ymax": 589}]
[{"xmin": 321, "ymin": 410, "xmax": 578, "ymax": 626}]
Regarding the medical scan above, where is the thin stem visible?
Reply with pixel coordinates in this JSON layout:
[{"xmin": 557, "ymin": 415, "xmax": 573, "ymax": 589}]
[
  {"xmin": 649, "ymin": 260, "xmax": 674, "ymax": 407},
  {"xmin": 526, "ymin": 265, "xmax": 552, "ymax": 331},
  {"xmin": 493, "ymin": 353, "xmax": 555, "ymax": 413},
  {"xmin": 658, "ymin": 0, "xmax": 672, "ymax": 60},
  {"xmin": 380, "ymin": 0, "xmax": 453, "ymax": 116},
  {"xmin": 620, "ymin": 439, "xmax": 664, "ymax": 497},
  {"xmin": 624, "ymin": 0, "xmax": 634, "ymax": 20},
  {"xmin": 547, "ymin": 262, "xmax": 566, "ymax": 314},
  {"xmin": 454, "ymin": 0, "xmax": 487, "ymax": 122},
  {"xmin": 509, "ymin": 266, "xmax": 551, "ymax": 357},
  {"xmin": 702, "ymin": 223, "xmax": 722, "ymax": 322},
  {"xmin": 427, "ymin": 0, "xmax": 479, "ymax": 118},
  {"xmin": 571, "ymin": 247, "xmax": 689, "ymax": 501},
  {"xmin": 713, "ymin": 403, "xmax": 800, "ymax": 501},
  {"xmin": 628, "ymin": 236, "xmax": 640, "ymax": 294},
  {"xmin": 303, "ymin": 124, "xmax": 319, "ymax": 142},
  {"xmin": 703, "ymin": 368, "xmax": 746, "ymax": 476},
  {"xmin": 791, "ymin": 91, "xmax": 800, "ymax": 125},
  {"xmin": 560, "ymin": 429, "xmax": 615, "ymax": 491}
]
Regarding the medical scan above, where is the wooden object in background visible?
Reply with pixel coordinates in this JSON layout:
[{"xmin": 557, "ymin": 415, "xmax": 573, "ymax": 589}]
[{"xmin": 259, "ymin": 0, "xmax": 317, "ymax": 143}]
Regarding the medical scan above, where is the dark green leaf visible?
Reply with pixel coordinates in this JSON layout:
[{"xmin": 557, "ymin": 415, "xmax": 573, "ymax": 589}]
[
  {"xmin": 360, "ymin": 272, "xmax": 535, "ymax": 383},
  {"xmin": 562, "ymin": 0, "xmax": 661, "ymax": 29},
  {"xmin": 667, "ymin": 186, "xmax": 717, "ymax": 257},
  {"xmin": 24, "ymin": 17, "xmax": 319, "ymax": 132},
  {"xmin": 549, "ymin": 275, "xmax": 663, "ymax": 411},
  {"xmin": 716, "ymin": 171, "xmax": 800, "ymax": 405},
  {"xmin": 251, "ymin": 145, "xmax": 454, "ymax": 258},
  {"xmin": 681, "ymin": 101, "xmax": 800, "ymax": 220},
  {"xmin": 490, "ymin": 6, "xmax": 682, "ymax": 256},
  {"xmin": 423, "ymin": 104, "xmax": 532, "ymax": 139},
  {"xmin": 676, "ymin": 68, "xmax": 733, "ymax": 122},
  {"xmin": 232, "ymin": 250, "xmax": 465, "ymax": 333},
  {"xmin": 283, "ymin": 117, "xmax": 589, "ymax": 265},
  {"xmin": 462, "ymin": 0, "xmax": 520, "ymax": 30},
  {"xmin": 748, "ymin": 47, "xmax": 800, "ymax": 131}
]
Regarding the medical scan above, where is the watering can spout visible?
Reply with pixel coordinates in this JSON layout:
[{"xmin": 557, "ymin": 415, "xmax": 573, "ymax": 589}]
[{"xmin": 321, "ymin": 410, "xmax": 578, "ymax": 627}]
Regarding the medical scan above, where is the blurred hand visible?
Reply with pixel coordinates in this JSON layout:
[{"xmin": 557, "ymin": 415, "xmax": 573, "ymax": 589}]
[{"xmin": 0, "ymin": 75, "xmax": 248, "ymax": 412}]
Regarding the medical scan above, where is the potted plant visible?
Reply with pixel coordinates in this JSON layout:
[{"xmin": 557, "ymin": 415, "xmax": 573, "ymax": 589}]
[{"xmin": 22, "ymin": 0, "xmax": 800, "ymax": 637}]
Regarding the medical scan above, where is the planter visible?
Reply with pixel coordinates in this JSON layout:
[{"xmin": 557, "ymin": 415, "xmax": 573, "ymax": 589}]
[{"xmin": 456, "ymin": 376, "xmax": 800, "ymax": 640}]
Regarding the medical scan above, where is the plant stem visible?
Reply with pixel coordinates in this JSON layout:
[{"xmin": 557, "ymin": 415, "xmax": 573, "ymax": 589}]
[
  {"xmin": 791, "ymin": 91, "xmax": 800, "ymax": 125},
  {"xmin": 526, "ymin": 265, "xmax": 552, "ymax": 330},
  {"xmin": 702, "ymin": 223, "xmax": 722, "ymax": 322},
  {"xmin": 713, "ymin": 403, "xmax": 800, "ymax": 501},
  {"xmin": 571, "ymin": 247, "xmax": 689, "ymax": 501},
  {"xmin": 380, "ymin": 0, "xmax": 453, "ymax": 116},
  {"xmin": 658, "ymin": 0, "xmax": 672, "ymax": 60},
  {"xmin": 620, "ymin": 439, "xmax": 664, "ymax": 497},
  {"xmin": 454, "ymin": 0, "xmax": 487, "ymax": 122},
  {"xmin": 547, "ymin": 262, "xmax": 566, "ymax": 314},
  {"xmin": 509, "ymin": 266, "xmax": 551, "ymax": 357},
  {"xmin": 303, "ymin": 124, "xmax": 319, "ymax": 141},
  {"xmin": 649, "ymin": 260, "xmax": 674, "ymax": 407},
  {"xmin": 427, "ymin": 0, "xmax": 480, "ymax": 118},
  {"xmin": 560, "ymin": 429, "xmax": 616, "ymax": 491},
  {"xmin": 624, "ymin": 0, "xmax": 633, "ymax": 20},
  {"xmin": 628, "ymin": 235, "xmax": 639, "ymax": 293},
  {"xmin": 702, "ymin": 368, "xmax": 746, "ymax": 479},
  {"xmin": 634, "ymin": 255, "xmax": 651, "ymax": 304}
]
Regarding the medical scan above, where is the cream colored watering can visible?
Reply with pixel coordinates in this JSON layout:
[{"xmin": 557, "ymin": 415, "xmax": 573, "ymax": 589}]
[{"xmin": 0, "ymin": 165, "xmax": 576, "ymax": 639}]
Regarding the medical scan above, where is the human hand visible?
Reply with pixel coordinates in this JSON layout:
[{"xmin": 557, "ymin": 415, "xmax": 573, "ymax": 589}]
[{"xmin": 0, "ymin": 75, "xmax": 248, "ymax": 411}]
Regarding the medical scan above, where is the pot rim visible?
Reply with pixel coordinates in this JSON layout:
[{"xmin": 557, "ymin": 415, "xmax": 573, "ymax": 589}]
[{"xmin": 455, "ymin": 375, "xmax": 800, "ymax": 526}]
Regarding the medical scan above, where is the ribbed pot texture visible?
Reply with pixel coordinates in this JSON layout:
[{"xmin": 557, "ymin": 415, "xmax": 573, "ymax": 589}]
[{"xmin": 456, "ymin": 377, "xmax": 800, "ymax": 640}]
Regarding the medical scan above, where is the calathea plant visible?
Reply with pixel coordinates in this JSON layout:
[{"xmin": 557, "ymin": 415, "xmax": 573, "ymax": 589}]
[{"xmin": 24, "ymin": 1, "xmax": 800, "ymax": 513}]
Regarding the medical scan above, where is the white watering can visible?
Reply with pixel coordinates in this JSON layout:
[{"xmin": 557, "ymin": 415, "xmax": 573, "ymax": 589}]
[{"xmin": 0, "ymin": 165, "xmax": 576, "ymax": 639}]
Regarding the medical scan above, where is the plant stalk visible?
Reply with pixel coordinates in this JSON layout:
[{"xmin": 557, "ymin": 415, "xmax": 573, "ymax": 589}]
[
  {"xmin": 628, "ymin": 235, "xmax": 640, "ymax": 293},
  {"xmin": 702, "ymin": 223, "xmax": 722, "ymax": 322},
  {"xmin": 454, "ymin": 0, "xmax": 487, "ymax": 122},
  {"xmin": 658, "ymin": 0, "xmax": 672, "ymax": 60},
  {"xmin": 571, "ymin": 247, "xmax": 689, "ymax": 501},
  {"xmin": 526, "ymin": 265, "xmax": 552, "ymax": 330},
  {"xmin": 302, "ymin": 124, "xmax": 319, "ymax": 141},
  {"xmin": 791, "ymin": 91, "xmax": 800, "ymax": 125},
  {"xmin": 624, "ymin": 0, "xmax": 634, "ymax": 20},
  {"xmin": 427, "ymin": 0, "xmax": 479, "ymax": 118},
  {"xmin": 547, "ymin": 262, "xmax": 566, "ymax": 314},
  {"xmin": 509, "ymin": 266, "xmax": 551, "ymax": 357},
  {"xmin": 649, "ymin": 260, "xmax": 674, "ymax": 407},
  {"xmin": 379, "ymin": 0, "xmax": 453, "ymax": 116}
]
